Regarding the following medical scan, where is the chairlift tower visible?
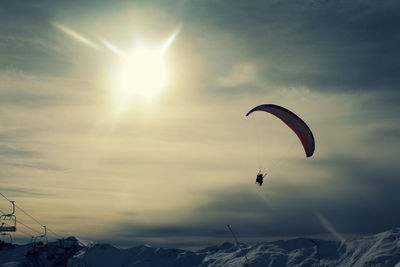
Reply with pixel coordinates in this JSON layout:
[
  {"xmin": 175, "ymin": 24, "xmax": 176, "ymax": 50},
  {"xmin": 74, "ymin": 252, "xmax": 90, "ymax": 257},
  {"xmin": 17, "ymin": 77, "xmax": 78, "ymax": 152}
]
[{"xmin": 227, "ymin": 224, "xmax": 250, "ymax": 265}]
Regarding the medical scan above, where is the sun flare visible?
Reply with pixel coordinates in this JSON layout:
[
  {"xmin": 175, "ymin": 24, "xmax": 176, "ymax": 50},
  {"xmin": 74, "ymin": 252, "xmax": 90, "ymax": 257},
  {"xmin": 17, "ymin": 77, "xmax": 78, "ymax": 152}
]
[
  {"xmin": 102, "ymin": 29, "xmax": 181, "ymax": 113},
  {"xmin": 119, "ymin": 46, "xmax": 167, "ymax": 102}
]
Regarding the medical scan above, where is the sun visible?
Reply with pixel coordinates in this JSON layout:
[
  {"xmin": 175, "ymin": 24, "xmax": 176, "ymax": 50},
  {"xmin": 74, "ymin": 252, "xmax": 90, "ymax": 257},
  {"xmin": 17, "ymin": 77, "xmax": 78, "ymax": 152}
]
[
  {"xmin": 52, "ymin": 22, "xmax": 181, "ymax": 111},
  {"xmin": 119, "ymin": 46, "xmax": 167, "ymax": 102},
  {"xmin": 110, "ymin": 29, "xmax": 180, "ymax": 113}
]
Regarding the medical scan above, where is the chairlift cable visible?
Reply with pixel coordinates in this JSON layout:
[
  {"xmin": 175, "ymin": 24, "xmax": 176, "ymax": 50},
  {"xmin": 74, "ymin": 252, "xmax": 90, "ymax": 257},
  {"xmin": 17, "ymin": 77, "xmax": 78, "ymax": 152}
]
[
  {"xmin": 0, "ymin": 191, "xmax": 63, "ymax": 239},
  {"xmin": 16, "ymin": 220, "xmax": 43, "ymax": 235},
  {"xmin": 0, "ymin": 191, "xmax": 44, "ymax": 227},
  {"xmin": 0, "ymin": 220, "xmax": 32, "ymax": 240},
  {"xmin": 13, "ymin": 227, "xmax": 33, "ymax": 238},
  {"xmin": 1, "ymin": 207, "xmax": 45, "ymax": 236},
  {"xmin": 15, "ymin": 204, "xmax": 62, "ymax": 238},
  {"xmin": 1, "ymin": 222, "xmax": 32, "ymax": 238},
  {"xmin": 0, "ymin": 192, "xmax": 12, "ymax": 203},
  {"xmin": 15, "ymin": 204, "xmax": 44, "ymax": 227},
  {"xmin": 3, "ymin": 222, "xmax": 32, "ymax": 238},
  {"xmin": 47, "ymin": 228, "xmax": 62, "ymax": 238}
]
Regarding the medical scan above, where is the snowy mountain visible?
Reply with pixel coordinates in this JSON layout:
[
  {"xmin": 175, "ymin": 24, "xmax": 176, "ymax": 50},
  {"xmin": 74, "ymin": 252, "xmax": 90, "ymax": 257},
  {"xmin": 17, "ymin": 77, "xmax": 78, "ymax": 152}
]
[{"xmin": 0, "ymin": 228, "xmax": 399, "ymax": 266}]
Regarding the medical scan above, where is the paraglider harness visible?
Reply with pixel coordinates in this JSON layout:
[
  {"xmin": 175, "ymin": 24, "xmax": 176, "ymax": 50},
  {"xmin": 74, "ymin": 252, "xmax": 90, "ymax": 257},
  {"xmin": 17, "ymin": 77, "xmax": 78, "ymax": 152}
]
[{"xmin": 255, "ymin": 169, "xmax": 266, "ymax": 186}]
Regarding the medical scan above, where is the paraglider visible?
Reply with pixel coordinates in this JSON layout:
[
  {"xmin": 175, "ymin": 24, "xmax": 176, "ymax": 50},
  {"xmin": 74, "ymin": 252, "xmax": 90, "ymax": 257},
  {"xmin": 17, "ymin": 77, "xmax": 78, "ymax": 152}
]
[
  {"xmin": 246, "ymin": 104, "xmax": 315, "ymax": 185},
  {"xmin": 255, "ymin": 169, "xmax": 266, "ymax": 186}
]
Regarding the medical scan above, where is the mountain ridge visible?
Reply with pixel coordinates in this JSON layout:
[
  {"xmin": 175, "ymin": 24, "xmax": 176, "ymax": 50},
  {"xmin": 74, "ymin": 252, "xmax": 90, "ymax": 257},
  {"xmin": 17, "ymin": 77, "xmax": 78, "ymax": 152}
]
[{"xmin": 0, "ymin": 228, "xmax": 399, "ymax": 266}]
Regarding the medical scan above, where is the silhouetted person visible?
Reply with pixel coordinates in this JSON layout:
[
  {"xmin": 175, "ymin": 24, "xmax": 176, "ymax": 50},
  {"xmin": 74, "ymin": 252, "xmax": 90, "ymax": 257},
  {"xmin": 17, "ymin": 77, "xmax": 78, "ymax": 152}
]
[{"xmin": 256, "ymin": 170, "xmax": 264, "ymax": 186}]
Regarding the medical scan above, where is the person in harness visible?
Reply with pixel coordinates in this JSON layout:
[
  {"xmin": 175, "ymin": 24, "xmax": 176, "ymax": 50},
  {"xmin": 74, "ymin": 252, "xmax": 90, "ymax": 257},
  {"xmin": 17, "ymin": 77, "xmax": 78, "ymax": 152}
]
[{"xmin": 255, "ymin": 169, "xmax": 265, "ymax": 186}]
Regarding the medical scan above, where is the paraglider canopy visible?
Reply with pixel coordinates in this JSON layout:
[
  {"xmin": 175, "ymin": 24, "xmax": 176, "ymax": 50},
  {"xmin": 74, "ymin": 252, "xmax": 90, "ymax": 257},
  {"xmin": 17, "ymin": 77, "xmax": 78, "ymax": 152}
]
[{"xmin": 246, "ymin": 104, "xmax": 315, "ymax": 157}]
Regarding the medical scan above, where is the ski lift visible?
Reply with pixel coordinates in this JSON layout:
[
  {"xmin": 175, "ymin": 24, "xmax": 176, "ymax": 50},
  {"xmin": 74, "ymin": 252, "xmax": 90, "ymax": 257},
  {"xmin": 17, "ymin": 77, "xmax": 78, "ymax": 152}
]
[
  {"xmin": 0, "ymin": 234, "xmax": 12, "ymax": 249},
  {"xmin": 0, "ymin": 201, "xmax": 16, "ymax": 232},
  {"xmin": 32, "ymin": 225, "xmax": 48, "ymax": 248},
  {"xmin": 0, "ymin": 232, "xmax": 13, "ymax": 244}
]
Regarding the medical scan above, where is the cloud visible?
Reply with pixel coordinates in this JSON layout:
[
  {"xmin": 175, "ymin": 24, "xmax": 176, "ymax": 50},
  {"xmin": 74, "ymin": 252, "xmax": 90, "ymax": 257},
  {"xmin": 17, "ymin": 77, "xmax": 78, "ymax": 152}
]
[
  {"xmin": 364, "ymin": 126, "xmax": 400, "ymax": 143},
  {"xmin": 0, "ymin": 69, "xmax": 102, "ymax": 109},
  {"xmin": 0, "ymin": 2, "xmax": 68, "ymax": 74},
  {"xmin": 104, "ymin": 151, "xmax": 400, "ymax": 248},
  {"xmin": 217, "ymin": 63, "xmax": 258, "ymax": 89},
  {"xmin": 184, "ymin": 0, "xmax": 400, "ymax": 92},
  {"xmin": 0, "ymin": 186, "xmax": 55, "ymax": 199},
  {"xmin": 0, "ymin": 144, "xmax": 37, "ymax": 157},
  {"xmin": 1, "ymin": 0, "xmax": 399, "ymax": 249}
]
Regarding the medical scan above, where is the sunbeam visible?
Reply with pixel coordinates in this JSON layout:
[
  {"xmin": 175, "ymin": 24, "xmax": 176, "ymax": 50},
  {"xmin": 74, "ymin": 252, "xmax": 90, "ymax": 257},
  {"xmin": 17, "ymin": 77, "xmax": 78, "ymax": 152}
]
[{"xmin": 52, "ymin": 22, "xmax": 101, "ymax": 50}]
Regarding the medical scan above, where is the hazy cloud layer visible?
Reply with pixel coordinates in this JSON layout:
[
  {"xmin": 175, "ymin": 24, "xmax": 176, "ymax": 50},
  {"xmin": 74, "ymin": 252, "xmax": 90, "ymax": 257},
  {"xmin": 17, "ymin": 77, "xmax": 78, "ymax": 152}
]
[
  {"xmin": 183, "ymin": 0, "xmax": 400, "ymax": 92},
  {"xmin": 1, "ymin": 0, "xmax": 399, "ymax": 248},
  {"xmin": 108, "ymin": 154, "xmax": 400, "ymax": 248}
]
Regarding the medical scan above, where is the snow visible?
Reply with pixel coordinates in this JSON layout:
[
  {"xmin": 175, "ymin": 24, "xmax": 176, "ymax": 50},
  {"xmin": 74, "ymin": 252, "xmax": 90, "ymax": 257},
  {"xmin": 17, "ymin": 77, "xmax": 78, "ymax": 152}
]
[{"xmin": 0, "ymin": 228, "xmax": 399, "ymax": 266}]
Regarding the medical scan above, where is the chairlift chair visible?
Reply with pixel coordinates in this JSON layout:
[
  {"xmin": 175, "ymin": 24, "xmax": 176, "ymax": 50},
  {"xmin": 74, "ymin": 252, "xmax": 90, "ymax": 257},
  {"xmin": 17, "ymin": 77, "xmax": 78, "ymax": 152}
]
[
  {"xmin": 33, "ymin": 225, "xmax": 48, "ymax": 248},
  {"xmin": 0, "ymin": 232, "xmax": 13, "ymax": 244},
  {"xmin": 0, "ymin": 201, "xmax": 16, "ymax": 232}
]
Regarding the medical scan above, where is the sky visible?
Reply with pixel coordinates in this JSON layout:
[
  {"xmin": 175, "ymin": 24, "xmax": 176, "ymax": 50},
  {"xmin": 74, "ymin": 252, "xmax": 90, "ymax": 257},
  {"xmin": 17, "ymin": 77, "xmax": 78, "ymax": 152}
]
[{"xmin": 1, "ymin": 0, "xmax": 400, "ymax": 249}]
